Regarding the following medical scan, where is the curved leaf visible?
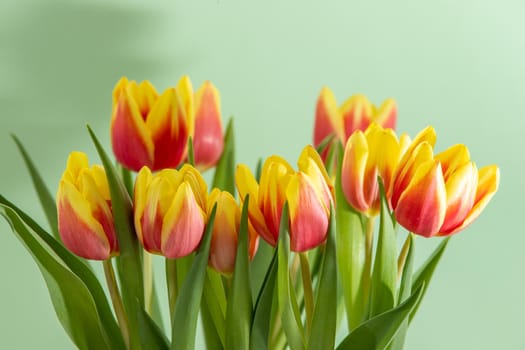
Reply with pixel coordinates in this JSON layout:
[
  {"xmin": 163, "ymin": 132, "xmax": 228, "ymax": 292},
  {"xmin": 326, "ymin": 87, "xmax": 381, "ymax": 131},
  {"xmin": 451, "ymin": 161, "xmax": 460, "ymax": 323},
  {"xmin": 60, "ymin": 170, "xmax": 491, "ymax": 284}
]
[
  {"xmin": 336, "ymin": 283, "xmax": 424, "ymax": 350},
  {"xmin": 212, "ymin": 118, "xmax": 235, "ymax": 193},
  {"xmin": 225, "ymin": 198, "xmax": 253, "ymax": 349},
  {"xmin": 137, "ymin": 301, "xmax": 170, "ymax": 350}
]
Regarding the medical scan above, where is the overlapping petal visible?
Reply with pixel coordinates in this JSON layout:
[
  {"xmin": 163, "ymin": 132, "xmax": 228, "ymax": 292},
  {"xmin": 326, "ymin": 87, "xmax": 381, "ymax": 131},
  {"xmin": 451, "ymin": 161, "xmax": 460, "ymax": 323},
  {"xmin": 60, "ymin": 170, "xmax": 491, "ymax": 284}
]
[{"xmin": 57, "ymin": 152, "xmax": 117, "ymax": 260}]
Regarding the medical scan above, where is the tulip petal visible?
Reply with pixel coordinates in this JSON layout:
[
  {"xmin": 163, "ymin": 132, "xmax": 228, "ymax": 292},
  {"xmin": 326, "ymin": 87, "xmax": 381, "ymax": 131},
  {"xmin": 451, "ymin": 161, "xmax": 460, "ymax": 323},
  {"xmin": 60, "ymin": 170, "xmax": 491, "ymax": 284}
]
[
  {"xmin": 340, "ymin": 94, "xmax": 373, "ymax": 138},
  {"xmin": 111, "ymin": 88, "xmax": 155, "ymax": 171},
  {"xmin": 236, "ymin": 164, "xmax": 275, "ymax": 245},
  {"xmin": 177, "ymin": 75, "xmax": 195, "ymax": 136},
  {"xmin": 57, "ymin": 181, "xmax": 111, "ymax": 260},
  {"xmin": 341, "ymin": 131, "xmax": 371, "ymax": 213},
  {"xmin": 442, "ymin": 165, "xmax": 500, "ymax": 235},
  {"xmin": 134, "ymin": 166, "xmax": 153, "ymax": 248},
  {"xmin": 286, "ymin": 173, "xmax": 329, "ymax": 252},
  {"xmin": 394, "ymin": 161, "xmax": 447, "ymax": 237},
  {"xmin": 374, "ymin": 98, "xmax": 397, "ymax": 129},
  {"xmin": 179, "ymin": 164, "xmax": 208, "ymax": 211},
  {"xmin": 314, "ymin": 87, "xmax": 344, "ymax": 146},
  {"xmin": 297, "ymin": 145, "xmax": 334, "ymax": 208},
  {"xmin": 439, "ymin": 162, "xmax": 478, "ymax": 234},
  {"xmin": 127, "ymin": 80, "xmax": 159, "ymax": 119},
  {"xmin": 435, "ymin": 144, "xmax": 470, "ymax": 181},
  {"xmin": 161, "ymin": 182, "xmax": 206, "ymax": 258},
  {"xmin": 193, "ymin": 81, "xmax": 224, "ymax": 169}
]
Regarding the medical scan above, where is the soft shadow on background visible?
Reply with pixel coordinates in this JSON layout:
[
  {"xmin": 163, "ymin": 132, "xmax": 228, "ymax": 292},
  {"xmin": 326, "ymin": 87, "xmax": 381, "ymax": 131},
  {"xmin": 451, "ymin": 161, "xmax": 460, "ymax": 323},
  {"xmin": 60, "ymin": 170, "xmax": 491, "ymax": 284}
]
[{"xmin": 1, "ymin": 0, "xmax": 523, "ymax": 349}]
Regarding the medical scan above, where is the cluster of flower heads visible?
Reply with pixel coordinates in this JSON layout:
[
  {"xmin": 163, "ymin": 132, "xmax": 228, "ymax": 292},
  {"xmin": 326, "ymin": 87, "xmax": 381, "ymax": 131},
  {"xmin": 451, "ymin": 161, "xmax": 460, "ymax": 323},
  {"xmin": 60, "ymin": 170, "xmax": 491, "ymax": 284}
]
[{"xmin": 56, "ymin": 78, "xmax": 500, "ymax": 274}]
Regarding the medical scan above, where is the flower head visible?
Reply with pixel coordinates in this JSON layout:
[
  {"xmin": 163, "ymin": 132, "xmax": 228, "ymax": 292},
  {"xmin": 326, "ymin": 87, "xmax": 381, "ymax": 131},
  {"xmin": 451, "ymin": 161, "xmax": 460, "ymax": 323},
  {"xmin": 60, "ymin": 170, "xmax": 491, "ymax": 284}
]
[
  {"xmin": 57, "ymin": 152, "xmax": 117, "ymax": 260},
  {"xmin": 236, "ymin": 145, "xmax": 333, "ymax": 252},
  {"xmin": 133, "ymin": 165, "xmax": 208, "ymax": 258},
  {"xmin": 111, "ymin": 76, "xmax": 194, "ymax": 171}
]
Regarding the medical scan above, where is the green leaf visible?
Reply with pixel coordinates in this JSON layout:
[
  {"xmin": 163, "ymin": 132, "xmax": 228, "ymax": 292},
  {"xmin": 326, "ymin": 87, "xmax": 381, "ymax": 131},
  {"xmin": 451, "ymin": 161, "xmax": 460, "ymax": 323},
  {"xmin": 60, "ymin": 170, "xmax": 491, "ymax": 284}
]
[
  {"xmin": 314, "ymin": 134, "xmax": 335, "ymax": 156},
  {"xmin": 334, "ymin": 141, "xmax": 367, "ymax": 330},
  {"xmin": 225, "ymin": 198, "xmax": 253, "ymax": 349},
  {"xmin": 137, "ymin": 301, "xmax": 170, "ymax": 350},
  {"xmin": 171, "ymin": 205, "xmax": 217, "ymax": 350},
  {"xmin": 277, "ymin": 203, "xmax": 305, "ymax": 350},
  {"xmin": 409, "ymin": 237, "xmax": 450, "ymax": 323},
  {"xmin": 87, "ymin": 125, "xmax": 144, "ymax": 349},
  {"xmin": 369, "ymin": 181, "xmax": 398, "ymax": 318},
  {"xmin": 250, "ymin": 248, "xmax": 278, "ymax": 350},
  {"xmin": 202, "ymin": 269, "xmax": 226, "ymax": 349},
  {"xmin": 11, "ymin": 134, "xmax": 59, "ymax": 239},
  {"xmin": 388, "ymin": 234, "xmax": 415, "ymax": 350},
  {"xmin": 212, "ymin": 118, "xmax": 235, "ymax": 193},
  {"xmin": 307, "ymin": 205, "xmax": 337, "ymax": 350},
  {"xmin": 0, "ymin": 206, "xmax": 117, "ymax": 350},
  {"xmin": 336, "ymin": 283, "xmax": 425, "ymax": 350},
  {"xmin": 249, "ymin": 238, "xmax": 274, "ymax": 305},
  {"xmin": 187, "ymin": 136, "xmax": 195, "ymax": 166},
  {"xmin": 0, "ymin": 196, "xmax": 125, "ymax": 349}
]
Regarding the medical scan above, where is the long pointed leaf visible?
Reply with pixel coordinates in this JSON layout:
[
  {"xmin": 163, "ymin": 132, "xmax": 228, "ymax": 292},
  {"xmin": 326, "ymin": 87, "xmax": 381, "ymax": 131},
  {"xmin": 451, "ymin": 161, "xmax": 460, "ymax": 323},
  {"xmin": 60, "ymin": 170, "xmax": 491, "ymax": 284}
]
[
  {"xmin": 212, "ymin": 118, "xmax": 235, "ymax": 193},
  {"xmin": 1, "ymin": 206, "xmax": 115, "ymax": 350},
  {"xmin": 409, "ymin": 237, "xmax": 450, "ymax": 323},
  {"xmin": 336, "ymin": 283, "xmax": 424, "ymax": 350},
  {"xmin": 250, "ymin": 248, "xmax": 278, "ymax": 349},
  {"xmin": 369, "ymin": 182, "xmax": 397, "ymax": 318},
  {"xmin": 202, "ymin": 269, "xmax": 227, "ymax": 348},
  {"xmin": 277, "ymin": 203, "xmax": 305, "ymax": 350},
  {"xmin": 137, "ymin": 302, "xmax": 170, "ymax": 350},
  {"xmin": 171, "ymin": 206, "xmax": 217, "ymax": 350},
  {"xmin": 307, "ymin": 205, "xmax": 337, "ymax": 350},
  {"xmin": 225, "ymin": 198, "xmax": 253, "ymax": 349},
  {"xmin": 0, "ymin": 196, "xmax": 124, "ymax": 349},
  {"xmin": 87, "ymin": 125, "xmax": 144, "ymax": 349},
  {"xmin": 11, "ymin": 134, "xmax": 59, "ymax": 238}
]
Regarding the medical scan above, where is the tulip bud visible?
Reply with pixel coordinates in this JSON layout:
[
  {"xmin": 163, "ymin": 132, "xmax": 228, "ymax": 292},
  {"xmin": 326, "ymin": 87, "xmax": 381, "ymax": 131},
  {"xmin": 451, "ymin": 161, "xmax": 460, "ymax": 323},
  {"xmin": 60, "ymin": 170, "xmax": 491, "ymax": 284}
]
[
  {"xmin": 111, "ymin": 77, "xmax": 192, "ymax": 171},
  {"xmin": 57, "ymin": 152, "xmax": 118, "ymax": 260},
  {"xmin": 193, "ymin": 81, "xmax": 224, "ymax": 170},
  {"xmin": 133, "ymin": 165, "xmax": 208, "ymax": 258},
  {"xmin": 207, "ymin": 189, "xmax": 258, "ymax": 275}
]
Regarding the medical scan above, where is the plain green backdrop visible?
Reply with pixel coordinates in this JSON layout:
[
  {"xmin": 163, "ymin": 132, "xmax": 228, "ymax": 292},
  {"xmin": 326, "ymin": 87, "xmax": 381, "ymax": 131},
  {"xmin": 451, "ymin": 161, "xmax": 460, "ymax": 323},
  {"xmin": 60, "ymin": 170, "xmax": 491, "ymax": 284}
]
[{"xmin": 0, "ymin": 0, "xmax": 522, "ymax": 349}]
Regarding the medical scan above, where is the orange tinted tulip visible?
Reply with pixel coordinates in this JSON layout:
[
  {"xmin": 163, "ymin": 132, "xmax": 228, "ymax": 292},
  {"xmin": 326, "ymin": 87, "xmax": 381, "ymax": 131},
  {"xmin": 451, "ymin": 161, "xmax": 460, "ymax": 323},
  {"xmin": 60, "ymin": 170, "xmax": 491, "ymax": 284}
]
[{"xmin": 57, "ymin": 152, "xmax": 117, "ymax": 260}]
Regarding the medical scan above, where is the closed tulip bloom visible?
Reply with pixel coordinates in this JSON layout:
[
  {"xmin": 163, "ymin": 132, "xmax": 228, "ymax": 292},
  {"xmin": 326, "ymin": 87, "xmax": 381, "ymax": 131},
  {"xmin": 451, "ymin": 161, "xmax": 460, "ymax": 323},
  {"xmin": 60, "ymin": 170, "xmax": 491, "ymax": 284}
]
[
  {"xmin": 207, "ymin": 189, "xmax": 258, "ymax": 275},
  {"xmin": 193, "ymin": 81, "xmax": 224, "ymax": 170},
  {"xmin": 313, "ymin": 86, "xmax": 397, "ymax": 155},
  {"xmin": 392, "ymin": 141, "xmax": 500, "ymax": 237},
  {"xmin": 341, "ymin": 123, "xmax": 410, "ymax": 215},
  {"xmin": 57, "ymin": 152, "xmax": 117, "ymax": 260},
  {"xmin": 133, "ymin": 165, "xmax": 208, "ymax": 258},
  {"xmin": 236, "ymin": 145, "xmax": 333, "ymax": 252},
  {"xmin": 111, "ymin": 76, "xmax": 194, "ymax": 172}
]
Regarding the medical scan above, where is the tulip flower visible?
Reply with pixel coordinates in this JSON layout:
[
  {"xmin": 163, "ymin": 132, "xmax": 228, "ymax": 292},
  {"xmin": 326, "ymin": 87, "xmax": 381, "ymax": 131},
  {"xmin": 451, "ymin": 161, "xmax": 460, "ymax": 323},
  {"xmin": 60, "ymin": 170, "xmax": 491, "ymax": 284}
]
[
  {"xmin": 133, "ymin": 164, "xmax": 208, "ymax": 258},
  {"xmin": 57, "ymin": 152, "xmax": 118, "ymax": 260},
  {"xmin": 341, "ymin": 123, "xmax": 411, "ymax": 216},
  {"xmin": 391, "ymin": 141, "xmax": 500, "ymax": 237},
  {"xmin": 207, "ymin": 189, "xmax": 258, "ymax": 275},
  {"xmin": 236, "ymin": 145, "xmax": 333, "ymax": 252},
  {"xmin": 193, "ymin": 81, "xmax": 224, "ymax": 170},
  {"xmin": 111, "ymin": 76, "xmax": 194, "ymax": 172},
  {"xmin": 314, "ymin": 86, "xmax": 397, "ymax": 155}
]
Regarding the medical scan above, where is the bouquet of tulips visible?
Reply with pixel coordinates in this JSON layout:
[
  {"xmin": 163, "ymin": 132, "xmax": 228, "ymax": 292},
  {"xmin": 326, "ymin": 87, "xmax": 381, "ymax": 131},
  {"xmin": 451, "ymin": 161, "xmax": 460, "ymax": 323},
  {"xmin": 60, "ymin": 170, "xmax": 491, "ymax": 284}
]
[{"xmin": 0, "ymin": 76, "xmax": 499, "ymax": 350}]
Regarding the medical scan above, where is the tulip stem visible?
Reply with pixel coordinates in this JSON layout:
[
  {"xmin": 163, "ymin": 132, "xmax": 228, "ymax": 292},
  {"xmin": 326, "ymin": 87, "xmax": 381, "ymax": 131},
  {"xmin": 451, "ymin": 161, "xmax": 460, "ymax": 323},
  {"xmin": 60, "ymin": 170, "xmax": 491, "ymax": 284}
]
[
  {"xmin": 362, "ymin": 217, "xmax": 375, "ymax": 309},
  {"xmin": 397, "ymin": 233, "xmax": 412, "ymax": 281},
  {"xmin": 143, "ymin": 251, "xmax": 153, "ymax": 314},
  {"xmin": 103, "ymin": 259, "xmax": 130, "ymax": 350},
  {"xmin": 166, "ymin": 258, "xmax": 178, "ymax": 325},
  {"xmin": 299, "ymin": 252, "xmax": 314, "ymax": 336}
]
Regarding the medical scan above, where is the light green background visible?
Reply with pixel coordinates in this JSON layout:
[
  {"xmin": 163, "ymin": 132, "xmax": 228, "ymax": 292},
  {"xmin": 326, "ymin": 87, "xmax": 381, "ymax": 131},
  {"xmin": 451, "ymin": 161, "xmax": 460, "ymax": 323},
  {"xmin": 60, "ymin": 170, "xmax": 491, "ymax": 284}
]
[{"xmin": 0, "ymin": 0, "xmax": 522, "ymax": 349}]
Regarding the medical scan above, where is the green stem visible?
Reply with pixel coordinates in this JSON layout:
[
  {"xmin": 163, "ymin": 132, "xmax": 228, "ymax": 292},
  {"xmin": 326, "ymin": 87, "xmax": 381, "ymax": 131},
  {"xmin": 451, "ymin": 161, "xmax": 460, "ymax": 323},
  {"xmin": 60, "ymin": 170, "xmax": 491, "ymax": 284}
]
[
  {"xmin": 166, "ymin": 258, "xmax": 178, "ymax": 325},
  {"xmin": 103, "ymin": 259, "xmax": 130, "ymax": 350},
  {"xmin": 299, "ymin": 252, "xmax": 314, "ymax": 336},
  {"xmin": 143, "ymin": 251, "xmax": 153, "ymax": 314},
  {"xmin": 361, "ymin": 217, "xmax": 375, "ymax": 306},
  {"xmin": 397, "ymin": 233, "xmax": 412, "ymax": 281}
]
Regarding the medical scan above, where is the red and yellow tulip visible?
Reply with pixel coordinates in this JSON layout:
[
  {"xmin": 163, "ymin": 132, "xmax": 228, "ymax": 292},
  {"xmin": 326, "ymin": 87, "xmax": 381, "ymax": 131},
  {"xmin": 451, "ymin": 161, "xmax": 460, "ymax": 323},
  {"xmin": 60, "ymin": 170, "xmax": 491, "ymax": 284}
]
[
  {"xmin": 236, "ymin": 145, "xmax": 333, "ymax": 252},
  {"xmin": 314, "ymin": 86, "xmax": 397, "ymax": 153},
  {"xmin": 341, "ymin": 123, "xmax": 410, "ymax": 215},
  {"xmin": 57, "ymin": 152, "xmax": 118, "ymax": 260},
  {"xmin": 207, "ymin": 189, "xmax": 258, "ymax": 275},
  {"xmin": 111, "ymin": 76, "xmax": 194, "ymax": 172},
  {"xmin": 193, "ymin": 81, "xmax": 224, "ymax": 171},
  {"xmin": 391, "ymin": 137, "xmax": 500, "ymax": 237},
  {"xmin": 133, "ymin": 165, "xmax": 208, "ymax": 258}
]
